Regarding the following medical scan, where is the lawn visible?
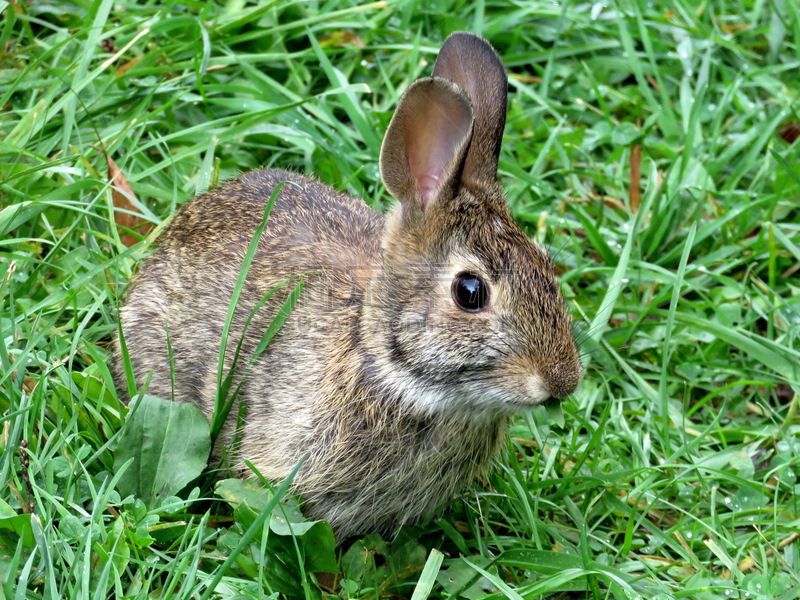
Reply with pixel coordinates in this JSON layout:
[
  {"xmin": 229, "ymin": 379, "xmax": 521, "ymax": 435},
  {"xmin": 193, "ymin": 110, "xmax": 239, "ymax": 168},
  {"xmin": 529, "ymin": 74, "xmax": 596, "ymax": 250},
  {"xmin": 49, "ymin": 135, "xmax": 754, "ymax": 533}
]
[{"xmin": 1, "ymin": 0, "xmax": 800, "ymax": 598}]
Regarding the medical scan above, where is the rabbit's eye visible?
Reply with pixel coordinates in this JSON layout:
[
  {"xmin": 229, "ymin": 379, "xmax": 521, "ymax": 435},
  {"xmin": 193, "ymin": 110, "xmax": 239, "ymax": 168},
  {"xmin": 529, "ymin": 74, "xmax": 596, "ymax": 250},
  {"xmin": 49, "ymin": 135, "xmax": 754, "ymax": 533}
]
[{"xmin": 451, "ymin": 273, "xmax": 488, "ymax": 312}]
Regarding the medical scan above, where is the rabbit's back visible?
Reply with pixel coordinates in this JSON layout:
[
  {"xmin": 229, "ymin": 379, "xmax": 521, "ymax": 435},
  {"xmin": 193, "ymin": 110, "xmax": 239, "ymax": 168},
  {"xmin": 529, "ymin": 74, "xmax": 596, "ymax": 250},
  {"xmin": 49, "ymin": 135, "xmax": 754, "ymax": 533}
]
[
  {"xmin": 157, "ymin": 169, "xmax": 382, "ymax": 278},
  {"xmin": 115, "ymin": 169, "xmax": 384, "ymax": 459}
]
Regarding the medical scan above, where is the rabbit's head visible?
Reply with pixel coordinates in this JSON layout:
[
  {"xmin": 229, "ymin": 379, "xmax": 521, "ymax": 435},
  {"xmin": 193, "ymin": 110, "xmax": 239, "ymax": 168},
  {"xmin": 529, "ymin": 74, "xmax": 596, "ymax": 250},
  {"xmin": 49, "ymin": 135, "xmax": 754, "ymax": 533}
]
[{"xmin": 360, "ymin": 32, "xmax": 582, "ymax": 415}]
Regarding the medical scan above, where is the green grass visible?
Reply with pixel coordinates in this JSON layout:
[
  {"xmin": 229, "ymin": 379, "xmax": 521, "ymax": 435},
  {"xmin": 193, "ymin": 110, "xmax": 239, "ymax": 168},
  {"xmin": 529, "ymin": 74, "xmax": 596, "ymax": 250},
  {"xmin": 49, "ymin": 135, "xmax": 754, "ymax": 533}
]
[{"xmin": 2, "ymin": 0, "xmax": 800, "ymax": 598}]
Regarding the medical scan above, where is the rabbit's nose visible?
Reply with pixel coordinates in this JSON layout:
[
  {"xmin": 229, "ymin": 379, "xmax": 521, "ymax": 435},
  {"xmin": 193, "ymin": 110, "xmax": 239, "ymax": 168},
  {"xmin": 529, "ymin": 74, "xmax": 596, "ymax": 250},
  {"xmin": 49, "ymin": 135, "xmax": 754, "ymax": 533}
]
[{"xmin": 539, "ymin": 362, "xmax": 583, "ymax": 399}]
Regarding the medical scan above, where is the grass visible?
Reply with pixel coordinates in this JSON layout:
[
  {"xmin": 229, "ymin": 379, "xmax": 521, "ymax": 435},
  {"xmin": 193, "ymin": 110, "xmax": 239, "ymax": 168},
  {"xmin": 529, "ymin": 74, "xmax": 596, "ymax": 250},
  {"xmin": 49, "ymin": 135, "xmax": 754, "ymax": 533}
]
[{"xmin": 2, "ymin": 0, "xmax": 800, "ymax": 598}]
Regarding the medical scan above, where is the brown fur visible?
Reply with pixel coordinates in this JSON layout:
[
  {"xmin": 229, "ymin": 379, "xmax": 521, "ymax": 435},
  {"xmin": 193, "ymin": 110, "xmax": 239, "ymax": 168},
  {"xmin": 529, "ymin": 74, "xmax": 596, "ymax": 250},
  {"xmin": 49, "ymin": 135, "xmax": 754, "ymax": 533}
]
[{"xmin": 114, "ymin": 33, "xmax": 582, "ymax": 539}]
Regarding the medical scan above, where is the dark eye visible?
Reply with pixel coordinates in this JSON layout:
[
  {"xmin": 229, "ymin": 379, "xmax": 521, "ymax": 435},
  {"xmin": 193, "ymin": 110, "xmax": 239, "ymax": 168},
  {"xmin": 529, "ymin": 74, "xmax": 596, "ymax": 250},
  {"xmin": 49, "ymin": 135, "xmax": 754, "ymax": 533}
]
[{"xmin": 451, "ymin": 273, "xmax": 488, "ymax": 312}]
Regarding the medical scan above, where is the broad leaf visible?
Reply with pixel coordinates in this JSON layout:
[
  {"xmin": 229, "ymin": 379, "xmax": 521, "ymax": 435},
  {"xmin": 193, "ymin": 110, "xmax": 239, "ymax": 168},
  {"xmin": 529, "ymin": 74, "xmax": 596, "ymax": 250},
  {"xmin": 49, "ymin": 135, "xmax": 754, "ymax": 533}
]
[
  {"xmin": 437, "ymin": 556, "xmax": 498, "ymax": 599},
  {"xmin": 114, "ymin": 395, "xmax": 210, "ymax": 505},
  {"xmin": 216, "ymin": 477, "xmax": 338, "ymax": 574},
  {"xmin": 0, "ymin": 500, "xmax": 33, "ymax": 548}
]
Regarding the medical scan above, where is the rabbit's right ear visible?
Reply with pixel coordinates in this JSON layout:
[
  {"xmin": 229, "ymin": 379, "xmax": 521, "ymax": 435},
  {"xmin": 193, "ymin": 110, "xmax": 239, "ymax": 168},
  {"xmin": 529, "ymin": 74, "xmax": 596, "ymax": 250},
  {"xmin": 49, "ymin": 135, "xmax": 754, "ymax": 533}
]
[
  {"xmin": 432, "ymin": 33, "xmax": 507, "ymax": 187},
  {"xmin": 379, "ymin": 78, "xmax": 474, "ymax": 212}
]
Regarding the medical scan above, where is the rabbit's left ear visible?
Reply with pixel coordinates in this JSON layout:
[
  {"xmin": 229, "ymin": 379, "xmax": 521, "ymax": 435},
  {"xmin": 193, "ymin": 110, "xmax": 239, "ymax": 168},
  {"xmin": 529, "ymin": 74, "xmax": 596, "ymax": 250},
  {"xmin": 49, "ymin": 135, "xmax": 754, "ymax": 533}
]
[
  {"xmin": 432, "ymin": 32, "xmax": 508, "ymax": 186},
  {"xmin": 379, "ymin": 77, "xmax": 474, "ymax": 212}
]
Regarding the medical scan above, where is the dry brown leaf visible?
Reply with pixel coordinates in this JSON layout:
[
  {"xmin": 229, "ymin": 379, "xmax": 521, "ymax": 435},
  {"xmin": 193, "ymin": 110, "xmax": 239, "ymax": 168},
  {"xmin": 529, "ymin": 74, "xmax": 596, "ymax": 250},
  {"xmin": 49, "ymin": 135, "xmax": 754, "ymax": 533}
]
[
  {"xmin": 779, "ymin": 122, "xmax": 800, "ymax": 144},
  {"xmin": 319, "ymin": 31, "xmax": 366, "ymax": 48},
  {"xmin": 22, "ymin": 379, "xmax": 36, "ymax": 395},
  {"xmin": 719, "ymin": 22, "xmax": 751, "ymax": 34},
  {"xmin": 776, "ymin": 383, "xmax": 795, "ymax": 405},
  {"xmin": 116, "ymin": 57, "xmax": 142, "ymax": 78},
  {"xmin": 629, "ymin": 144, "xmax": 641, "ymax": 214},
  {"xmin": 107, "ymin": 155, "xmax": 151, "ymax": 247},
  {"xmin": 510, "ymin": 73, "xmax": 542, "ymax": 84}
]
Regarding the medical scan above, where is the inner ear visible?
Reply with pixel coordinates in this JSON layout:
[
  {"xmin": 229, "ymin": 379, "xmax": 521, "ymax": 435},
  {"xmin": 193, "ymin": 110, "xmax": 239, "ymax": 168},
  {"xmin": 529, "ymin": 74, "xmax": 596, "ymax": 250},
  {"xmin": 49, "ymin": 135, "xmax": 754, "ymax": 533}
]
[
  {"xmin": 407, "ymin": 90, "xmax": 472, "ymax": 207},
  {"xmin": 380, "ymin": 78, "xmax": 474, "ymax": 211}
]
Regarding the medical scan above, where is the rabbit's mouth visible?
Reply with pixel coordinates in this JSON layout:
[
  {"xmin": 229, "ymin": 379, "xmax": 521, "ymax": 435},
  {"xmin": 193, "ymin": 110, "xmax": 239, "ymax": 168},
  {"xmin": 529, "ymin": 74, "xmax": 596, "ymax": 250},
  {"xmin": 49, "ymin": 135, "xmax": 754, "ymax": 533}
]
[
  {"xmin": 523, "ymin": 374, "xmax": 554, "ymax": 405},
  {"xmin": 460, "ymin": 383, "xmax": 558, "ymax": 414},
  {"xmin": 393, "ymin": 375, "xmax": 560, "ymax": 415}
]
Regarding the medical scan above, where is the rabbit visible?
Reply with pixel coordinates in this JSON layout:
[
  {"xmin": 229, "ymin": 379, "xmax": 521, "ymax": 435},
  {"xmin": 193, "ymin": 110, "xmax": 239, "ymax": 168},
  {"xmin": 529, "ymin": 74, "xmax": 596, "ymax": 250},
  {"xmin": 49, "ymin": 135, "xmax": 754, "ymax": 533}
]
[{"xmin": 113, "ymin": 32, "xmax": 583, "ymax": 540}]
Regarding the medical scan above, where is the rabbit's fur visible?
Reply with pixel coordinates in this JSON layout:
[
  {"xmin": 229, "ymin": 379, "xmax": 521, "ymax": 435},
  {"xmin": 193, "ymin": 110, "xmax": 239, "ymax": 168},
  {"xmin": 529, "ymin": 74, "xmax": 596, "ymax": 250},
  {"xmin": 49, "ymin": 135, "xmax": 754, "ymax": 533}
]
[{"xmin": 114, "ymin": 32, "xmax": 582, "ymax": 539}]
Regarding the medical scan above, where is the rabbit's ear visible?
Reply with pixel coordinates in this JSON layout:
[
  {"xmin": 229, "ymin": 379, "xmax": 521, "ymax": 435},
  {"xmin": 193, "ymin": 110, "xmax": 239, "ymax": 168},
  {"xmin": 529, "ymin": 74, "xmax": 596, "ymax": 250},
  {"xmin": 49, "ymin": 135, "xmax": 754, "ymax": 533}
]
[
  {"xmin": 432, "ymin": 32, "xmax": 507, "ymax": 185},
  {"xmin": 380, "ymin": 78, "xmax": 474, "ymax": 211}
]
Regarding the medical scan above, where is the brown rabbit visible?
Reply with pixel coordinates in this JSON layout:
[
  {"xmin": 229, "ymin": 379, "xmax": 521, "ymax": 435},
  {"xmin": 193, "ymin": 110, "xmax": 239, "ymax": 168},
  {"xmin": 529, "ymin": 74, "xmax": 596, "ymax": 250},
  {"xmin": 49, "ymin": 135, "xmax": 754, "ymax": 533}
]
[{"xmin": 114, "ymin": 32, "xmax": 582, "ymax": 539}]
